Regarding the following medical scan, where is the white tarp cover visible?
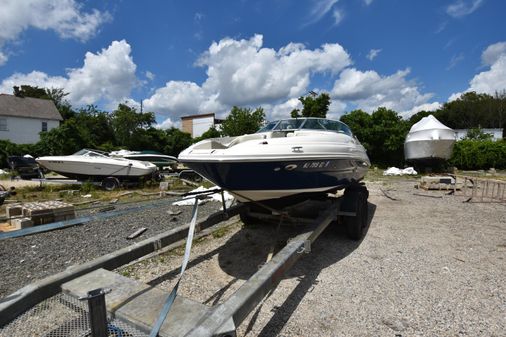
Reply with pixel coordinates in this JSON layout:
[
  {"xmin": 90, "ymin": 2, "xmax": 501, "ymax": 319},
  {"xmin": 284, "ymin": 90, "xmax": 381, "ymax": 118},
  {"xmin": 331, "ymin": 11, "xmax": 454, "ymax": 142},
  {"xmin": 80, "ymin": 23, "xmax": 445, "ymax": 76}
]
[
  {"xmin": 409, "ymin": 115, "xmax": 453, "ymax": 133},
  {"xmin": 172, "ymin": 186, "xmax": 234, "ymax": 206},
  {"xmin": 383, "ymin": 167, "xmax": 418, "ymax": 176},
  {"xmin": 0, "ymin": 169, "xmax": 7, "ymax": 174}
]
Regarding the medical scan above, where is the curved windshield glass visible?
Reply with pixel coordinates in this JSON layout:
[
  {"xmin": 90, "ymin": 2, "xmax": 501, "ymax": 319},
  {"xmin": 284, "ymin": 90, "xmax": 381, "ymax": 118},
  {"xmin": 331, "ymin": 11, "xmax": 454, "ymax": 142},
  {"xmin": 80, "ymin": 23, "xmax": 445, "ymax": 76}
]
[
  {"xmin": 257, "ymin": 121, "xmax": 279, "ymax": 133},
  {"xmin": 72, "ymin": 149, "xmax": 108, "ymax": 157},
  {"xmin": 257, "ymin": 118, "xmax": 353, "ymax": 136}
]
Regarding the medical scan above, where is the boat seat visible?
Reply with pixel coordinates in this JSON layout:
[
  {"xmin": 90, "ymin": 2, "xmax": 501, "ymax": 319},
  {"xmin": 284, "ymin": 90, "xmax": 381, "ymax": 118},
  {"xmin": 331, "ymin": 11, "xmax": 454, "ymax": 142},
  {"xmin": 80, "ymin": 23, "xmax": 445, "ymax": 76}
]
[
  {"xmin": 228, "ymin": 133, "xmax": 267, "ymax": 147},
  {"xmin": 195, "ymin": 140, "xmax": 229, "ymax": 150}
]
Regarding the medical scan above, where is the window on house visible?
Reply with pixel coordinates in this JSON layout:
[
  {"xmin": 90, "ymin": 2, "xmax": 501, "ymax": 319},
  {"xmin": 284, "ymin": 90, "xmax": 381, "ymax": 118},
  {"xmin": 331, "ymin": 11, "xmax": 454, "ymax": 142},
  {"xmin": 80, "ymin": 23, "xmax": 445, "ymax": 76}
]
[
  {"xmin": 42, "ymin": 121, "xmax": 48, "ymax": 132},
  {"xmin": 0, "ymin": 118, "xmax": 7, "ymax": 131}
]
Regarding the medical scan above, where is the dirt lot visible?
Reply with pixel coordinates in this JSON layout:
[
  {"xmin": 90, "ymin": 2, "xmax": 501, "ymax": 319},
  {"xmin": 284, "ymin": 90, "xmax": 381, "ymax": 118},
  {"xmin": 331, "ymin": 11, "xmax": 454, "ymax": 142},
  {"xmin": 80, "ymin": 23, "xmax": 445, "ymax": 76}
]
[
  {"xmin": 0, "ymin": 178, "xmax": 41, "ymax": 190},
  {"xmin": 118, "ymin": 178, "xmax": 506, "ymax": 336}
]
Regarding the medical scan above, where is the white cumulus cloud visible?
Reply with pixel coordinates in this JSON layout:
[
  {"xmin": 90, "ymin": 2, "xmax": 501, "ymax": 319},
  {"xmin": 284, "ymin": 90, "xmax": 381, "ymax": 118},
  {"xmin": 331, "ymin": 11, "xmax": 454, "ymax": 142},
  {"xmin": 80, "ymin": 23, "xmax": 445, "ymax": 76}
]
[
  {"xmin": 331, "ymin": 68, "xmax": 435, "ymax": 114},
  {"xmin": 481, "ymin": 42, "xmax": 506, "ymax": 66},
  {"xmin": 450, "ymin": 41, "xmax": 506, "ymax": 100},
  {"xmin": 146, "ymin": 34, "xmax": 352, "ymax": 121},
  {"xmin": 0, "ymin": 0, "xmax": 111, "ymax": 65},
  {"xmin": 0, "ymin": 40, "xmax": 137, "ymax": 107}
]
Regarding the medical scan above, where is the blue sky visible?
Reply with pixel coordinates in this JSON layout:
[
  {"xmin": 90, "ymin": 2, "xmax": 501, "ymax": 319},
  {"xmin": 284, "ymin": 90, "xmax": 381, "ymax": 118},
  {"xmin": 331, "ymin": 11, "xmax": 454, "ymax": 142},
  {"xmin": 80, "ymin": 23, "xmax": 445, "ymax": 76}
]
[{"xmin": 0, "ymin": 0, "xmax": 505, "ymax": 128}]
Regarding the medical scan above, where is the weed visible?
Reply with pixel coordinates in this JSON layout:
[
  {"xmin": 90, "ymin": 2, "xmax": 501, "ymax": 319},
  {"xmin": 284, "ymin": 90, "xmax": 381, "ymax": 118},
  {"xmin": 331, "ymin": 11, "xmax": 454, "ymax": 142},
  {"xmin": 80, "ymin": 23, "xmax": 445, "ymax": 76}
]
[{"xmin": 212, "ymin": 226, "xmax": 230, "ymax": 239}]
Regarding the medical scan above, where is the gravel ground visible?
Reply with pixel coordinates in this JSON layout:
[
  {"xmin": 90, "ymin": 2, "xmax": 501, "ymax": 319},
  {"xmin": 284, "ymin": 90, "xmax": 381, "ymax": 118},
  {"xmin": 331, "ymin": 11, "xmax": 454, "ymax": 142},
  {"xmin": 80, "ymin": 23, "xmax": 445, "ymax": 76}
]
[
  {"xmin": 2, "ymin": 178, "xmax": 505, "ymax": 336},
  {"xmin": 119, "ymin": 179, "xmax": 505, "ymax": 337},
  {"xmin": 0, "ymin": 196, "xmax": 222, "ymax": 297}
]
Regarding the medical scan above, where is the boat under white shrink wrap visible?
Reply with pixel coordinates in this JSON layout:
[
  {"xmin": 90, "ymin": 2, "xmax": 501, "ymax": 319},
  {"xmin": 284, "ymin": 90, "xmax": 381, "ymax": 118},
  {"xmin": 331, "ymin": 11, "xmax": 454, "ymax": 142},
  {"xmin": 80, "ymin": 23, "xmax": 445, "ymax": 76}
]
[{"xmin": 404, "ymin": 115, "xmax": 456, "ymax": 164}]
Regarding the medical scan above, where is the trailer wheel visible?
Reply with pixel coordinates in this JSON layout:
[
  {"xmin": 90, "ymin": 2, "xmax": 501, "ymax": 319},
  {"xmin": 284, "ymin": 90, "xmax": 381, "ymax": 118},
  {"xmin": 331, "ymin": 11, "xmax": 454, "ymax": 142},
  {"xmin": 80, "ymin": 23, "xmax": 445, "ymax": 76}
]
[
  {"xmin": 341, "ymin": 184, "xmax": 369, "ymax": 241},
  {"xmin": 102, "ymin": 177, "xmax": 120, "ymax": 191}
]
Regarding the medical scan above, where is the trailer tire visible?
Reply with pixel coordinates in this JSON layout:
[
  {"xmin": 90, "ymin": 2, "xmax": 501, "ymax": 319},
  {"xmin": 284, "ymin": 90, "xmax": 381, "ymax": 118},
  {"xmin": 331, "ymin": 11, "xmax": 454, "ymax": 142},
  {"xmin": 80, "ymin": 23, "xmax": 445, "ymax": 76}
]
[
  {"xmin": 341, "ymin": 184, "xmax": 369, "ymax": 241},
  {"xmin": 102, "ymin": 177, "xmax": 120, "ymax": 191}
]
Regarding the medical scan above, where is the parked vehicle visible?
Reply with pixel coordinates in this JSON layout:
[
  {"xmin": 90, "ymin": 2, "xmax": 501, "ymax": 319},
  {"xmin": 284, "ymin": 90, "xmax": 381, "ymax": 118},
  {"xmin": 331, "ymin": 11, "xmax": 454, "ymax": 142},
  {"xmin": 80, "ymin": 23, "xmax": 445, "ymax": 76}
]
[{"xmin": 7, "ymin": 155, "xmax": 42, "ymax": 179}]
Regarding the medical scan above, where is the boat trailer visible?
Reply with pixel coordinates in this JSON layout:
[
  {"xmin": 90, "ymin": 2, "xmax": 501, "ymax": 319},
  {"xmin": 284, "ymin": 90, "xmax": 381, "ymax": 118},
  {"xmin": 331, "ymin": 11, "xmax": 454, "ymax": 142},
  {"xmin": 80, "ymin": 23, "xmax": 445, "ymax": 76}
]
[{"xmin": 0, "ymin": 185, "xmax": 369, "ymax": 337}]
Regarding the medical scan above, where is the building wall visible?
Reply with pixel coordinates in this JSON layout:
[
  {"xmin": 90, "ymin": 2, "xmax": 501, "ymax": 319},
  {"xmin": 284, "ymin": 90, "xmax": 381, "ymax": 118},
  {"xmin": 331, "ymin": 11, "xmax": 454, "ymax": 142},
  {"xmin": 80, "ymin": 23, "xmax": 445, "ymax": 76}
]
[
  {"xmin": 455, "ymin": 128, "xmax": 504, "ymax": 141},
  {"xmin": 192, "ymin": 116, "xmax": 214, "ymax": 137},
  {"xmin": 181, "ymin": 118, "xmax": 193, "ymax": 135},
  {"xmin": 0, "ymin": 116, "xmax": 59, "ymax": 144}
]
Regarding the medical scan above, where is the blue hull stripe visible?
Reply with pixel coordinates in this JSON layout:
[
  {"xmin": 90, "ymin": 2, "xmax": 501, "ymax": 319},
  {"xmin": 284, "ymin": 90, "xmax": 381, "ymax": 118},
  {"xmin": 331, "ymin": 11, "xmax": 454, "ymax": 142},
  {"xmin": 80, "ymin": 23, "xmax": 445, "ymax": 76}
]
[{"xmin": 184, "ymin": 159, "xmax": 366, "ymax": 191}]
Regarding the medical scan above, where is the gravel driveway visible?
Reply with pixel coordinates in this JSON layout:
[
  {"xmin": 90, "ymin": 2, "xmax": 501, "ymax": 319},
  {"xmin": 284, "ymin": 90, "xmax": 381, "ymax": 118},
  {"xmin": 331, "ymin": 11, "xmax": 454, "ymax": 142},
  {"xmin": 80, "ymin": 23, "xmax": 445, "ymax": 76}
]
[
  {"xmin": 1, "ymin": 178, "xmax": 505, "ymax": 336},
  {"xmin": 120, "ymin": 179, "xmax": 506, "ymax": 336},
  {"xmin": 0, "ymin": 197, "xmax": 222, "ymax": 298}
]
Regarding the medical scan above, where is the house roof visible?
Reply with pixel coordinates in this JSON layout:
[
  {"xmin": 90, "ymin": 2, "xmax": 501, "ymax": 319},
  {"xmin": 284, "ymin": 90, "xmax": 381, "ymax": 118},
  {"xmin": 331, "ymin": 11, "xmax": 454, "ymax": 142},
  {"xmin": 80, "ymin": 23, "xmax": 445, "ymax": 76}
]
[
  {"xmin": 0, "ymin": 94, "xmax": 63, "ymax": 121},
  {"xmin": 180, "ymin": 112, "xmax": 215, "ymax": 120}
]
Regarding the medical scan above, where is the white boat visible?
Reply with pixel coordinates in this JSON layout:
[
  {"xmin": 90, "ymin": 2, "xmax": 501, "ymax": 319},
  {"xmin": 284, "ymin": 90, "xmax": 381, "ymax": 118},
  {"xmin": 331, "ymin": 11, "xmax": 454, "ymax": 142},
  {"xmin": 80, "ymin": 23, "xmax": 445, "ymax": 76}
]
[
  {"xmin": 36, "ymin": 149, "xmax": 157, "ymax": 182},
  {"xmin": 178, "ymin": 117, "xmax": 370, "ymax": 203},
  {"xmin": 404, "ymin": 115, "xmax": 456, "ymax": 165},
  {"xmin": 110, "ymin": 150, "xmax": 178, "ymax": 171}
]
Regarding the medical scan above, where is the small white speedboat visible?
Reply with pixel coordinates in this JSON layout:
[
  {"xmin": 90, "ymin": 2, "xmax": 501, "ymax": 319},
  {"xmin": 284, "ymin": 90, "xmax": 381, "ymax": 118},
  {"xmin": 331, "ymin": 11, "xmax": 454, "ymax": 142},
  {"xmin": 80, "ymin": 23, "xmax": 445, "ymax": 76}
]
[
  {"xmin": 36, "ymin": 149, "xmax": 157, "ymax": 181},
  {"xmin": 404, "ymin": 115, "xmax": 456, "ymax": 165},
  {"xmin": 178, "ymin": 118, "xmax": 370, "ymax": 202}
]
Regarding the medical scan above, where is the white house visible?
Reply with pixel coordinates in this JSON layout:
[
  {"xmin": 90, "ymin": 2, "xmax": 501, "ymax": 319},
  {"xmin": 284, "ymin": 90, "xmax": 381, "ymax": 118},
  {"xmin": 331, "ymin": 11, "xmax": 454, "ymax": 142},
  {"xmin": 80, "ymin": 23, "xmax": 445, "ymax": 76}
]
[
  {"xmin": 0, "ymin": 93, "xmax": 63, "ymax": 144},
  {"xmin": 181, "ymin": 113, "xmax": 223, "ymax": 137}
]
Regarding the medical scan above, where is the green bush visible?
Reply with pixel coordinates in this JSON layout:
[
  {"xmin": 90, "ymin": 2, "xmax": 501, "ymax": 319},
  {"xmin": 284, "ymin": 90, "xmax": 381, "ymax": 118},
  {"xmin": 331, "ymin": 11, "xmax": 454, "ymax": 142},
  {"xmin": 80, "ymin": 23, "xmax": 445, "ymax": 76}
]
[{"xmin": 450, "ymin": 140, "xmax": 506, "ymax": 169}]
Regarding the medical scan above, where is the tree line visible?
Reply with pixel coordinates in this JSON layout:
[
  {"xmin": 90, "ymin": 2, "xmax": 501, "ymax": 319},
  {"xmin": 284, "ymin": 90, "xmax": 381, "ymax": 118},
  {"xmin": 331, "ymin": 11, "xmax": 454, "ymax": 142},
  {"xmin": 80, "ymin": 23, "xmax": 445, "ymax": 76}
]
[
  {"xmin": 341, "ymin": 91, "xmax": 506, "ymax": 167},
  {"xmin": 1, "ymin": 86, "xmax": 505, "ymax": 169}
]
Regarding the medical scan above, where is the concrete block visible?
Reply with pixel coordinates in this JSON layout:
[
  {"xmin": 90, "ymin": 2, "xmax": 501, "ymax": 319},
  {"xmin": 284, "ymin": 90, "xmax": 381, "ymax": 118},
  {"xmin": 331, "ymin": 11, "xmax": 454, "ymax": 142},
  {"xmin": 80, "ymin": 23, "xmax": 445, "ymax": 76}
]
[
  {"xmin": 11, "ymin": 217, "xmax": 33, "ymax": 229},
  {"xmin": 62, "ymin": 268, "xmax": 235, "ymax": 337},
  {"xmin": 6, "ymin": 206, "xmax": 22, "ymax": 218}
]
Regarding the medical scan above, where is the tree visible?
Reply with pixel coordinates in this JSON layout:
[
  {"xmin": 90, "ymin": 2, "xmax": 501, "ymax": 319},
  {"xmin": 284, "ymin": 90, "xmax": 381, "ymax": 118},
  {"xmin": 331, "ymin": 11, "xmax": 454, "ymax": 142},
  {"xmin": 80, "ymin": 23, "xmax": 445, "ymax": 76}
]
[
  {"xmin": 221, "ymin": 106, "xmax": 265, "ymax": 137},
  {"xmin": 14, "ymin": 85, "xmax": 48, "ymax": 99},
  {"xmin": 340, "ymin": 109, "xmax": 372, "ymax": 150},
  {"xmin": 37, "ymin": 119, "xmax": 90, "ymax": 155},
  {"xmin": 46, "ymin": 88, "xmax": 74, "ymax": 120},
  {"xmin": 340, "ymin": 107, "xmax": 409, "ymax": 166},
  {"xmin": 163, "ymin": 128, "xmax": 193, "ymax": 156},
  {"xmin": 13, "ymin": 85, "xmax": 75, "ymax": 120},
  {"xmin": 110, "ymin": 104, "xmax": 156, "ymax": 148},
  {"xmin": 74, "ymin": 105, "xmax": 114, "ymax": 148},
  {"xmin": 291, "ymin": 92, "xmax": 330, "ymax": 118},
  {"xmin": 464, "ymin": 127, "xmax": 493, "ymax": 141},
  {"xmin": 193, "ymin": 127, "xmax": 221, "ymax": 143}
]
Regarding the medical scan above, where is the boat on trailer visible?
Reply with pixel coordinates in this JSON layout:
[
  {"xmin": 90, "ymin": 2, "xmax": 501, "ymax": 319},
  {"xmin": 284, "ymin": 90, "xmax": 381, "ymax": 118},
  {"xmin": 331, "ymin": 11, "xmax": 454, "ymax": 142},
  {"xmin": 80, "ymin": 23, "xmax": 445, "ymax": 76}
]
[
  {"xmin": 36, "ymin": 149, "xmax": 158, "ymax": 188},
  {"xmin": 178, "ymin": 117, "xmax": 370, "ymax": 204},
  {"xmin": 109, "ymin": 150, "xmax": 178, "ymax": 171}
]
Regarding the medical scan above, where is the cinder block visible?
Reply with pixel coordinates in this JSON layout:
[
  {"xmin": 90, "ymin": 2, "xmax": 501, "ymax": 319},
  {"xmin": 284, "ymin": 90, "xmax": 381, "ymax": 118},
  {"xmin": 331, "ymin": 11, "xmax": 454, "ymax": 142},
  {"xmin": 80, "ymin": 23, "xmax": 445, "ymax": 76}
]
[
  {"xmin": 6, "ymin": 205, "xmax": 23, "ymax": 218},
  {"xmin": 11, "ymin": 217, "xmax": 33, "ymax": 229}
]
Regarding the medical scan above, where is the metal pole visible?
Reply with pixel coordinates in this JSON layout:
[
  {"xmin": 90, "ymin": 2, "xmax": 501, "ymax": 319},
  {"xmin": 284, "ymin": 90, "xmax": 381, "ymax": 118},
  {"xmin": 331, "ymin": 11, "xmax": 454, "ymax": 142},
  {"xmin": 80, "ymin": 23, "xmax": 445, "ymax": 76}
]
[{"xmin": 80, "ymin": 288, "xmax": 111, "ymax": 337}]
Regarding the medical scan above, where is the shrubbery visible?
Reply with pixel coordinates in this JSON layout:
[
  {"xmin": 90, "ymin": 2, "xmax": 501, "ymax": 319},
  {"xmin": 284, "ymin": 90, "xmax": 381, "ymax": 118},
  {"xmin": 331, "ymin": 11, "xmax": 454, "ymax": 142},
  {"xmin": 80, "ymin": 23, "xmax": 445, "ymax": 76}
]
[{"xmin": 450, "ymin": 140, "xmax": 506, "ymax": 170}]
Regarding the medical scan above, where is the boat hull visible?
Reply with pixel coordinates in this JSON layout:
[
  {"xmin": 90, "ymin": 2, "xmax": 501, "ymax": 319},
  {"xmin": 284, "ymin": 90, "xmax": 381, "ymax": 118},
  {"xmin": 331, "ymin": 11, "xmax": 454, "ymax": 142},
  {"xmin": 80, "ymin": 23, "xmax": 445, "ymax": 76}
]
[
  {"xmin": 36, "ymin": 158, "xmax": 156, "ymax": 181},
  {"xmin": 182, "ymin": 158, "xmax": 368, "ymax": 201},
  {"xmin": 404, "ymin": 139, "xmax": 455, "ymax": 162}
]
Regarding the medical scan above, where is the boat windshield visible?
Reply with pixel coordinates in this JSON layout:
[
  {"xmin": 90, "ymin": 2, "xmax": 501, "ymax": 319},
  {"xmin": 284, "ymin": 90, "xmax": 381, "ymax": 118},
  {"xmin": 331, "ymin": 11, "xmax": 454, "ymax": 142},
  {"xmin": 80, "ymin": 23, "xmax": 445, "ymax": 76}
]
[
  {"xmin": 72, "ymin": 149, "xmax": 109, "ymax": 157},
  {"xmin": 257, "ymin": 118, "xmax": 352, "ymax": 136}
]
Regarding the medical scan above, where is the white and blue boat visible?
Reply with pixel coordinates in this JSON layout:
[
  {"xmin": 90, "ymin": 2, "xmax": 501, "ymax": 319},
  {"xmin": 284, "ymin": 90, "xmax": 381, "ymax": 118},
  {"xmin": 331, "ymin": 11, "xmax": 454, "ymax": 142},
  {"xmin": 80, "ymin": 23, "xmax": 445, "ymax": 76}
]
[{"xmin": 178, "ymin": 118, "xmax": 370, "ymax": 203}]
